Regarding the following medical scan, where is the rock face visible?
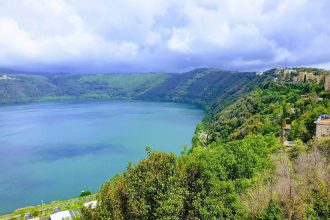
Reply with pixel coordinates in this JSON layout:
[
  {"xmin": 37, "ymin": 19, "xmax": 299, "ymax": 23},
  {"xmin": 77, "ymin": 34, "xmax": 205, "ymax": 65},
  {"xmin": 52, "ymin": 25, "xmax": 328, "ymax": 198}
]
[{"xmin": 325, "ymin": 75, "xmax": 330, "ymax": 91}]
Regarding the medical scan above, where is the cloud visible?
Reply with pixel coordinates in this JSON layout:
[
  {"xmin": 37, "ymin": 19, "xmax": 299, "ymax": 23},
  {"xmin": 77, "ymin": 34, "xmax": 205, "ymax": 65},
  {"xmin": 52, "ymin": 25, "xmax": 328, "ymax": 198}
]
[{"xmin": 0, "ymin": 0, "xmax": 329, "ymax": 73}]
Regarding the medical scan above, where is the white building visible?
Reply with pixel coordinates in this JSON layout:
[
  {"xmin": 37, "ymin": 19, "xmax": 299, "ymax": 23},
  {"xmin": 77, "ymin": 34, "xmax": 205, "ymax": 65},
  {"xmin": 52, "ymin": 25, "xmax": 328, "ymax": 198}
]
[
  {"xmin": 284, "ymin": 141, "xmax": 295, "ymax": 147},
  {"xmin": 50, "ymin": 210, "xmax": 73, "ymax": 220},
  {"xmin": 0, "ymin": 74, "xmax": 15, "ymax": 80},
  {"xmin": 84, "ymin": 200, "xmax": 97, "ymax": 209}
]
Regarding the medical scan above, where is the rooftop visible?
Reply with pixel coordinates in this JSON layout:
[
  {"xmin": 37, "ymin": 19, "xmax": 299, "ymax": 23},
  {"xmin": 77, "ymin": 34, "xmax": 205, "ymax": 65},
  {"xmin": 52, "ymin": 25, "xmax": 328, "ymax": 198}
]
[
  {"xmin": 50, "ymin": 210, "xmax": 72, "ymax": 220},
  {"xmin": 283, "ymin": 124, "xmax": 291, "ymax": 130},
  {"xmin": 284, "ymin": 141, "xmax": 295, "ymax": 147},
  {"xmin": 315, "ymin": 115, "xmax": 330, "ymax": 125},
  {"xmin": 84, "ymin": 200, "xmax": 97, "ymax": 209}
]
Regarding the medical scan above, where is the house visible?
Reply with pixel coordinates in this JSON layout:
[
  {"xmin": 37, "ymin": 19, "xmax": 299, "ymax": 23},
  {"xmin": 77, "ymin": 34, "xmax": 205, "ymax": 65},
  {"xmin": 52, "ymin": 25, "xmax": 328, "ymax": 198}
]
[
  {"xmin": 283, "ymin": 124, "xmax": 291, "ymax": 132},
  {"xmin": 325, "ymin": 75, "xmax": 330, "ymax": 91},
  {"xmin": 281, "ymin": 124, "xmax": 292, "ymax": 139},
  {"xmin": 198, "ymin": 132, "xmax": 209, "ymax": 141},
  {"xmin": 283, "ymin": 69, "xmax": 296, "ymax": 75},
  {"xmin": 283, "ymin": 124, "xmax": 291, "ymax": 130},
  {"xmin": 315, "ymin": 114, "xmax": 330, "ymax": 138},
  {"xmin": 50, "ymin": 210, "xmax": 75, "ymax": 220},
  {"xmin": 284, "ymin": 141, "xmax": 295, "ymax": 147},
  {"xmin": 0, "ymin": 74, "xmax": 15, "ymax": 80},
  {"xmin": 281, "ymin": 124, "xmax": 291, "ymax": 139},
  {"xmin": 84, "ymin": 200, "xmax": 97, "ymax": 209},
  {"xmin": 275, "ymin": 67, "xmax": 285, "ymax": 74}
]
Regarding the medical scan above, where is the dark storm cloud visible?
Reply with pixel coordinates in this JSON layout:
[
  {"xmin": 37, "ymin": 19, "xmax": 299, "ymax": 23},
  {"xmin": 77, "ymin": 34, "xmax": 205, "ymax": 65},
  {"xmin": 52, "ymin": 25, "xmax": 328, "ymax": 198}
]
[{"xmin": 0, "ymin": 0, "xmax": 330, "ymax": 73}]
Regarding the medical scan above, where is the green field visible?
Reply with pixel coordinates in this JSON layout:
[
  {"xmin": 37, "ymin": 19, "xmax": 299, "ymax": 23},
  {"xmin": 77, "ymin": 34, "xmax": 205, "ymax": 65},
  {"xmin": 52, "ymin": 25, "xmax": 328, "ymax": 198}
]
[{"xmin": 0, "ymin": 194, "xmax": 96, "ymax": 220}]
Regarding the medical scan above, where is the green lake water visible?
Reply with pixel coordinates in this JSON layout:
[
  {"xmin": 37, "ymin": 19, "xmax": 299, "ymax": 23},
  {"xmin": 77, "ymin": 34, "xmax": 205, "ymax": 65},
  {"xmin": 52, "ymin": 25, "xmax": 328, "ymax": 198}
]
[{"xmin": 0, "ymin": 101, "xmax": 204, "ymax": 214}]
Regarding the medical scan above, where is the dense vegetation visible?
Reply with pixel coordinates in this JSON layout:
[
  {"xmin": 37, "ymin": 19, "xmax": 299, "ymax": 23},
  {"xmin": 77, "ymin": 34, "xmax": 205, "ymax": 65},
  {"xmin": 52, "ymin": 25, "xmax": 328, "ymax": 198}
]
[
  {"xmin": 79, "ymin": 69, "xmax": 330, "ymax": 219},
  {"xmin": 0, "ymin": 68, "xmax": 261, "ymax": 108},
  {"xmin": 0, "ymin": 73, "xmax": 168, "ymax": 104},
  {"xmin": 81, "ymin": 135, "xmax": 278, "ymax": 219},
  {"xmin": 0, "ymin": 68, "xmax": 329, "ymax": 219},
  {"xmin": 138, "ymin": 68, "xmax": 262, "ymax": 110},
  {"xmin": 206, "ymin": 73, "xmax": 330, "ymax": 143}
]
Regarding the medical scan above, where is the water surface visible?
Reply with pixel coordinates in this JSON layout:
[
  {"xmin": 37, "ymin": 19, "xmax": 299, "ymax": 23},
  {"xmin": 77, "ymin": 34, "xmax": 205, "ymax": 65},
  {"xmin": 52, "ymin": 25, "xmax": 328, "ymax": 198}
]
[{"xmin": 0, "ymin": 101, "xmax": 204, "ymax": 214}]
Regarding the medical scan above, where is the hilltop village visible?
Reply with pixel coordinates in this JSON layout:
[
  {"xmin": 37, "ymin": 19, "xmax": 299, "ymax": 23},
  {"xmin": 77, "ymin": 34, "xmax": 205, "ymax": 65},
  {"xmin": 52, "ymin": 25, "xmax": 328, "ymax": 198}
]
[
  {"xmin": 199, "ymin": 67, "xmax": 330, "ymax": 146},
  {"xmin": 275, "ymin": 67, "xmax": 330, "ymax": 143},
  {"xmin": 275, "ymin": 67, "xmax": 330, "ymax": 91}
]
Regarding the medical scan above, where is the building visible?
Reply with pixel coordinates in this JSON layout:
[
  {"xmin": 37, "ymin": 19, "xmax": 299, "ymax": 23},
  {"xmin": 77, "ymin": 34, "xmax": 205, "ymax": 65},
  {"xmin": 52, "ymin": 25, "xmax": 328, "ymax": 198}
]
[
  {"xmin": 284, "ymin": 141, "xmax": 295, "ymax": 147},
  {"xmin": 325, "ymin": 75, "xmax": 330, "ymax": 91},
  {"xmin": 283, "ymin": 69, "xmax": 296, "ymax": 75},
  {"xmin": 315, "ymin": 114, "xmax": 330, "ymax": 138},
  {"xmin": 282, "ymin": 124, "xmax": 291, "ymax": 137},
  {"xmin": 50, "ymin": 210, "xmax": 75, "ymax": 220},
  {"xmin": 198, "ymin": 132, "xmax": 209, "ymax": 140},
  {"xmin": 84, "ymin": 200, "xmax": 97, "ymax": 209},
  {"xmin": 0, "ymin": 74, "xmax": 16, "ymax": 80}
]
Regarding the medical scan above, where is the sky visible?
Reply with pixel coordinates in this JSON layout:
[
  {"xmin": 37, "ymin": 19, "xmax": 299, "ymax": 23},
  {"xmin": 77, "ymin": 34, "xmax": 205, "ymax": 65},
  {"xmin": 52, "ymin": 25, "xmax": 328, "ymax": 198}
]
[{"xmin": 0, "ymin": 0, "xmax": 330, "ymax": 73}]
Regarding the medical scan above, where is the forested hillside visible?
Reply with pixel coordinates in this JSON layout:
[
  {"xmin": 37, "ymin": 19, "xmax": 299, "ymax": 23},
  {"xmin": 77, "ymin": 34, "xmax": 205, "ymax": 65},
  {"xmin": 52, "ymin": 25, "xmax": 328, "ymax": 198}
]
[
  {"xmin": 138, "ymin": 68, "xmax": 259, "ymax": 108},
  {"xmin": 1, "ymin": 68, "xmax": 329, "ymax": 219},
  {"xmin": 0, "ymin": 73, "xmax": 169, "ymax": 104},
  {"xmin": 0, "ymin": 69, "xmax": 262, "ymax": 108},
  {"xmin": 80, "ymin": 68, "xmax": 330, "ymax": 219},
  {"xmin": 0, "ymin": 74, "xmax": 59, "ymax": 104},
  {"xmin": 206, "ymin": 73, "xmax": 330, "ymax": 143}
]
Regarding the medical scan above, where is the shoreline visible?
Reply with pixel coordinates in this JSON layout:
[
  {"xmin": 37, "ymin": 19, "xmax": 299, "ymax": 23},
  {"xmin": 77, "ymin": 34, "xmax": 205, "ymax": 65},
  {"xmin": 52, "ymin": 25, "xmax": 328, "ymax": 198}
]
[{"xmin": 0, "ymin": 100, "xmax": 205, "ymax": 216}]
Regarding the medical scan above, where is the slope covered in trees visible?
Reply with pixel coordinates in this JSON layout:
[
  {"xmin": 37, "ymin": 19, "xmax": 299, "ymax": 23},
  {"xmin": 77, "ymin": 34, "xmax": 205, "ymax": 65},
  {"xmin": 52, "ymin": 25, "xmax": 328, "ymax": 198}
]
[
  {"xmin": 0, "ymin": 73, "xmax": 169, "ymax": 104},
  {"xmin": 205, "ymin": 74, "xmax": 330, "ymax": 143},
  {"xmin": 0, "ymin": 68, "xmax": 262, "ymax": 107},
  {"xmin": 138, "ymin": 68, "xmax": 260, "ymax": 109},
  {"xmin": 80, "ymin": 69, "xmax": 330, "ymax": 219},
  {"xmin": 1, "ymin": 68, "xmax": 329, "ymax": 219}
]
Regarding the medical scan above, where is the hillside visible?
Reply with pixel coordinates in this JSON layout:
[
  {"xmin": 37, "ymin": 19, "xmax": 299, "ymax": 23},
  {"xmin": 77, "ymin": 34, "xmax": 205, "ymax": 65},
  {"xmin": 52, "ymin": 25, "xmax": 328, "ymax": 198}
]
[
  {"xmin": 0, "ymin": 74, "xmax": 59, "ymax": 104},
  {"xmin": 1, "ymin": 68, "xmax": 329, "ymax": 219},
  {"xmin": 0, "ymin": 73, "xmax": 169, "ymax": 104},
  {"xmin": 138, "ymin": 69, "xmax": 257, "ymax": 105},
  {"xmin": 79, "ymin": 68, "xmax": 330, "ymax": 220},
  {"xmin": 0, "ymin": 69, "xmax": 262, "ymax": 108}
]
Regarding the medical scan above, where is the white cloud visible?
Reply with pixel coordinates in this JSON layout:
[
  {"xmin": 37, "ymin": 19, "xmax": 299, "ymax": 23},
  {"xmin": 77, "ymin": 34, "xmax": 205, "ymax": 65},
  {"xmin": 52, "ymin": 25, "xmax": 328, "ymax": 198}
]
[
  {"xmin": 0, "ymin": 17, "xmax": 39, "ymax": 62},
  {"xmin": 0, "ymin": 0, "xmax": 329, "ymax": 72}
]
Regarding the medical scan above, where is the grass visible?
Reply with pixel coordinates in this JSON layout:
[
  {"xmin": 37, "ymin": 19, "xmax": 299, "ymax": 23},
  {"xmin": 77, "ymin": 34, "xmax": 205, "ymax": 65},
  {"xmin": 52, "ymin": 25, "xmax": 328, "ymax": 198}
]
[{"xmin": 0, "ymin": 194, "xmax": 96, "ymax": 220}]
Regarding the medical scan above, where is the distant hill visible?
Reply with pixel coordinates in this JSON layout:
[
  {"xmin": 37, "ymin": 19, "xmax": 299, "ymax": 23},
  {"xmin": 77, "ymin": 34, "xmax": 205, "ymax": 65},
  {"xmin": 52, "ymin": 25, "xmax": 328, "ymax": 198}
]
[
  {"xmin": 139, "ymin": 68, "xmax": 264, "ymax": 112},
  {"xmin": 0, "ymin": 68, "xmax": 264, "ymax": 109},
  {"xmin": 0, "ymin": 72, "xmax": 169, "ymax": 104},
  {"xmin": 1, "ymin": 67, "xmax": 330, "ymax": 219}
]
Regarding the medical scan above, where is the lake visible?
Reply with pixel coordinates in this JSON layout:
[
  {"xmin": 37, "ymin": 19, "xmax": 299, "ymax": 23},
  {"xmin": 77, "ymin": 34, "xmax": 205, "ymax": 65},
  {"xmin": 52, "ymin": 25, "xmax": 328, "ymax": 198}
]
[{"xmin": 0, "ymin": 101, "xmax": 204, "ymax": 214}]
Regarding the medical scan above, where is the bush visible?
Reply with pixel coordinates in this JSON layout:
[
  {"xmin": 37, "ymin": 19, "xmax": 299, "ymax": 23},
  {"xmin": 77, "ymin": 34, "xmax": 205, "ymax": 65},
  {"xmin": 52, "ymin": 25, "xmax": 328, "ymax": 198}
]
[{"xmin": 80, "ymin": 190, "xmax": 92, "ymax": 197}]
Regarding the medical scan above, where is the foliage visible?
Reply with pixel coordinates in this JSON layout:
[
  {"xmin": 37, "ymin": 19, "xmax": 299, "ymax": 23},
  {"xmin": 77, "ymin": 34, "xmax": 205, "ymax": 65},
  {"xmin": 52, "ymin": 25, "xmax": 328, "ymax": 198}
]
[
  {"xmin": 206, "ymin": 80, "xmax": 329, "ymax": 143},
  {"xmin": 80, "ymin": 190, "xmax": 92, "ymax": 197},
  {"xmin": 0, "ymin": 194, "xmax": 96, "ymax": 220},
  {"xmin": 1, "ymin": 68, "xmax": 329, "ymax": 219},
  {"xmin": 262, "ymin": 200, "xmax": 282, "ymax": 220},
  {"xmin": 81, "ymin": 135, "xmax": 279, "ymax": 219},
  {"xmin": 0, "ymin": 73, "xmax": 168, "ymax": 104}
]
